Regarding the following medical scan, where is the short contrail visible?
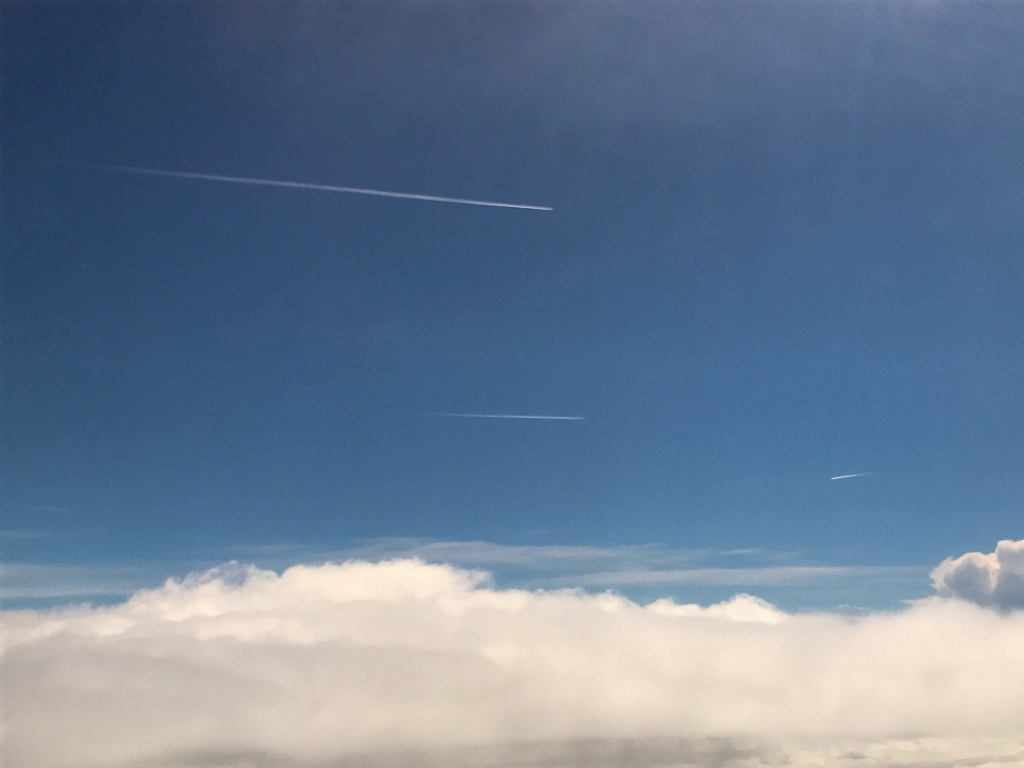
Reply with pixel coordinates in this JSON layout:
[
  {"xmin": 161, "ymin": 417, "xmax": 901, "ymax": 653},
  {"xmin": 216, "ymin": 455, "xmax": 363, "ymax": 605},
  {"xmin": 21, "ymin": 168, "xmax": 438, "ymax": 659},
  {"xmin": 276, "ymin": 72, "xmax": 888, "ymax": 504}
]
[
  {"xmin": 428, "ymin": 413, "xmax": 585, "ymax": 420},
  {"xmin": 71, "ymin": 163, "xmax": 553, "ymax": 211},
  {"xmin": 830, "ymin": 472, "xmax": 874, "ymax": 480}
]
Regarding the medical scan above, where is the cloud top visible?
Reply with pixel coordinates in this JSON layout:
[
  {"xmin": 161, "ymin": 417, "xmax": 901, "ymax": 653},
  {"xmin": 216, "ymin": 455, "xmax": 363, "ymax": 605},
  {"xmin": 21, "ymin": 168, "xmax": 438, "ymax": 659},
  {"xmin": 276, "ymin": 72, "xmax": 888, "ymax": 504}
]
[
  {"xmin": 931, "ymin": 538, "xmax": 1024, "ymax": 610},
  {"xmin": 4, "ymin": 556, "xmax": 1024, "ymax": 768}
]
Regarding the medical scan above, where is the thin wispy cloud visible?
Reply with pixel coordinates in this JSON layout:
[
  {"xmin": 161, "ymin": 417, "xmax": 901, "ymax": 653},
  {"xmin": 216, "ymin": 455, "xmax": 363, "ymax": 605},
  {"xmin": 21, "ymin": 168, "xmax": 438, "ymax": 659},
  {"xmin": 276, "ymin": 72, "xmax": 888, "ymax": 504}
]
[
  {"xmin": 226, "ymin": 539, "xmax": 803, "ymax": 576},
  {"xmin": 0, "ymin": 531, "xmax": 51, "ymax": 540},
  {"xmin": 3, "ymin": 541, "xmax": 907, "ymax": 606},
  {"xmin": 0, "ymin": 560, "xmax": 210, "ymax": 601},
  {"xmin": 72, "ymin": 163, "xmax": 554, "ymax": 211},
  {"xmin": 346, "ymin": 539, "xmax": 706, "ymax": 569},
  {"xmin": 556, "ymin": 565, "xmax": 922, "ymax": 588},
  {"xmin": 15, "ymin": 504, "xmax": 71, "ymax": 513}
]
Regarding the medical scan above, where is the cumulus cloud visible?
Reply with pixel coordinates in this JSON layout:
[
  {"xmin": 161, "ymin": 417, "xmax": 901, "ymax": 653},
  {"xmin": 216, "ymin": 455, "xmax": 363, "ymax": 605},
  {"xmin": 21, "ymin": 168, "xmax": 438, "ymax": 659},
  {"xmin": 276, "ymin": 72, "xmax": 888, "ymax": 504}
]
[
  {"xmin": 4, "ymin": 557, "xmax": 1024, "ymax": 768},
  {"xmin": 931, "ymin": 538, "xmax": 1024, "ymax": 610}
]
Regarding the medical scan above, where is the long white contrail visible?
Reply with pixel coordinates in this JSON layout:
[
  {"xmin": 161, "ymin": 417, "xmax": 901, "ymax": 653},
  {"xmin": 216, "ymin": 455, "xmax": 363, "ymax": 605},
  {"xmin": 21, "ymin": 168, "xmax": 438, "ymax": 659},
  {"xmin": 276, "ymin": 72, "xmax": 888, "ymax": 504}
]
[
  {"xmin": 830, "ymin": 472, "xmax": 874, "ymax": 480},
  {"xmin": 71, "ymin": 163, "xmax": 553, "ymax": 211},
  {"xmin": 428, "ymin": 413, "xmax": 584, "ymax": 420}
]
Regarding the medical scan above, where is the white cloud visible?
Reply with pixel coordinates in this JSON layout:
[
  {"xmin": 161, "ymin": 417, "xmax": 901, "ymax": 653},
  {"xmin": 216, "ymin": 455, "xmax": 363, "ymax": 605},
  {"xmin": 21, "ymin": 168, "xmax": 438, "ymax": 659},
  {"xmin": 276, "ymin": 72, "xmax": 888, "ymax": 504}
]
[
  {"xmin": 229, "ymin": 539, "xmax": 921, "ymax": 591},
  {"xmin": 931, "ymin": 538, "xmax": 1024, "ymax": 610},
  {"xmin": 553, "ymin": 565, "xmax": 918, "ymax": 588},
  {"xmin": 0, "ymin": 542, "xmax": 917, "ymax": 605},
  {"xmin": 229, "ymin": 539, "xmax": 712, "ymax": 570},
  {"xmin": 0, "ymin": 561, "xmax": 206, "ymax": 600},
  {"xmin": 4, "ymin": 556, "xmax": 1024, "ymax": 768}
]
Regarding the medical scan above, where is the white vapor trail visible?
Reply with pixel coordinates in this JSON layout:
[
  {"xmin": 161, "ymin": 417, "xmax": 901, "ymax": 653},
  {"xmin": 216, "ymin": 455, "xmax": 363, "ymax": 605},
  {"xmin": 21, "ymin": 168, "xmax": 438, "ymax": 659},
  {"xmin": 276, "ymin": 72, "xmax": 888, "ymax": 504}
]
[
  {"xmin": 429, "ymin": 412, "xmax": 585, "ymax": 420},
  {"xmin": 71, "ymin": 163, "xmax": 554, "ymax": 211},
  {"xmin": 831, "ymin": 472, "xmax": 874, "ymax": 480}
]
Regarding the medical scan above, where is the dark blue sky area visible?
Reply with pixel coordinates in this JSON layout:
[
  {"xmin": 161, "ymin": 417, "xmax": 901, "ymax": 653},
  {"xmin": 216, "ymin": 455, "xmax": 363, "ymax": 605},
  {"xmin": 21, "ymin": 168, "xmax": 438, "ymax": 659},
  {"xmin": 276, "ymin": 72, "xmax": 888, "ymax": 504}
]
[{"xmin": 2, "ymin": 2, "xmax": 1023, "ymax": 570}]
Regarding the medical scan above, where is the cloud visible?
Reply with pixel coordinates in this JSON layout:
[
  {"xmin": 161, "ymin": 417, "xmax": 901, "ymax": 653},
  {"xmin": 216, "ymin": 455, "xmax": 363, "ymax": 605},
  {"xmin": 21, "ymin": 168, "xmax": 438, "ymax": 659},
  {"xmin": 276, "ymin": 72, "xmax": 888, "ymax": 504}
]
[
  {"xmin": 0, "ymin": 542, "xmax": 918, "ymax": 608},
  {"xmin": 223, "ymin": 540, "xmax": 926, "ymax": 605},
  {"xmin": 4, "ymin": 557, "xmax": 1024, "ymax": 768},
  {"xmin": 0, "ymin": 561, "xmax": 209, "ymax": 601},
  {"xmin": 931, "ymin": 538, "xmax": 1024, "ymax": 610},
  {"xmin": 232, "ymin": 539, "xmax": 864, "ymax": 579},
  {"xmin": 554, "ymin": 565, "xmax": 919, "ymax": 588},
  {"xmin": 343, "ymin": 539, "xmax": 709, "ymax": 570}
]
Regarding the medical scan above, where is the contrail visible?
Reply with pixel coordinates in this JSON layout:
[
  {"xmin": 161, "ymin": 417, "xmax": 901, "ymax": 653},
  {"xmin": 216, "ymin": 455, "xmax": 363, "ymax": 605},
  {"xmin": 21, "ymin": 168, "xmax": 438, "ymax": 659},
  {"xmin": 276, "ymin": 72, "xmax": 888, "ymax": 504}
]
[
  {"xmin": 71, "ymin": 163, "xmax": 553, "ymax": 211},
  {"xmin": 428, "ymin": 413, "xmax": 584, "ymax": 420},
  {"xmin": 830, "ymin": 472, "xmax": 874, "ymax": 480}
]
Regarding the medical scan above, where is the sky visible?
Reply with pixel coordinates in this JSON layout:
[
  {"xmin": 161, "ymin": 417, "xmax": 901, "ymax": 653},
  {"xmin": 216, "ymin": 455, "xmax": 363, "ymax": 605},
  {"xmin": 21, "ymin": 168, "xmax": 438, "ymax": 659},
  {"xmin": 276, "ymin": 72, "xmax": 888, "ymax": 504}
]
[
  {"xmin": 3, "ymin": 0, "xmax": 1023, "ymax": 603},
  {"xmin": 2, "ymin": 2, "xmax": 1024, "ymax": 764}
]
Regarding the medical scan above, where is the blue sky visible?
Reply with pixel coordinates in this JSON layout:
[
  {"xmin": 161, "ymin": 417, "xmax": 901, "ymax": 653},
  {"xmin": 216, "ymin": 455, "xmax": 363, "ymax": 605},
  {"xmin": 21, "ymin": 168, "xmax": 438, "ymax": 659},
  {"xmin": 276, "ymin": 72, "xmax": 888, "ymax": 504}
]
[{"xmin": 2, "ymin": 1, "xmax": 1023, "ymax": 608}]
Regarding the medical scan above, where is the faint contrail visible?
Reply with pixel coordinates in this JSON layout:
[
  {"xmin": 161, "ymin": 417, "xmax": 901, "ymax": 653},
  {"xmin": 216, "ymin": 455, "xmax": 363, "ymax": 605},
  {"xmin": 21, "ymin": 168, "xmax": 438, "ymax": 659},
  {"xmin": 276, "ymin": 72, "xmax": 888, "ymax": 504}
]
[
  {"xmin": 428, "ymin": 413, "xmax": 585, "ymax": 420},
  {"xmin": 830, "ymin": 472, "xmax": 874, "ymax": 480},
  {"xmin": 71, "ymin": 163, "xmax": 553, "ymax": 211}
]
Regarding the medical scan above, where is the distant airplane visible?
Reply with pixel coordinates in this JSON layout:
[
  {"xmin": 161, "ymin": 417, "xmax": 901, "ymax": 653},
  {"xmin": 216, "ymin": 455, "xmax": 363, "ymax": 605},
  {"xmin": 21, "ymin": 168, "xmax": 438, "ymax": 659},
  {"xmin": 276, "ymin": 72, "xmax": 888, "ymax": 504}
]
[{"xmin": 830, "ymin": 472, "xmax": 874, "ymax": 481}]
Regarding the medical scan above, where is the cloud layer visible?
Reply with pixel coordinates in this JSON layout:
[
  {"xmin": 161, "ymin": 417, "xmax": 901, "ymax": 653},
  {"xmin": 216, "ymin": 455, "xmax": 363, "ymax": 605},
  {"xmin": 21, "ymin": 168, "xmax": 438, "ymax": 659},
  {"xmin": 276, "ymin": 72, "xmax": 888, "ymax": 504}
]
[
  {"xmin": 931, "ymin": 538, "xmax": 1024, "ymax": 610},
  {"xmin": 4, "ymin": 551, "xmax": 1024, "ymax": 768},
  {"xmin": 0, "ymin": 540, "xmax": 924, "ymax": 605}
]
